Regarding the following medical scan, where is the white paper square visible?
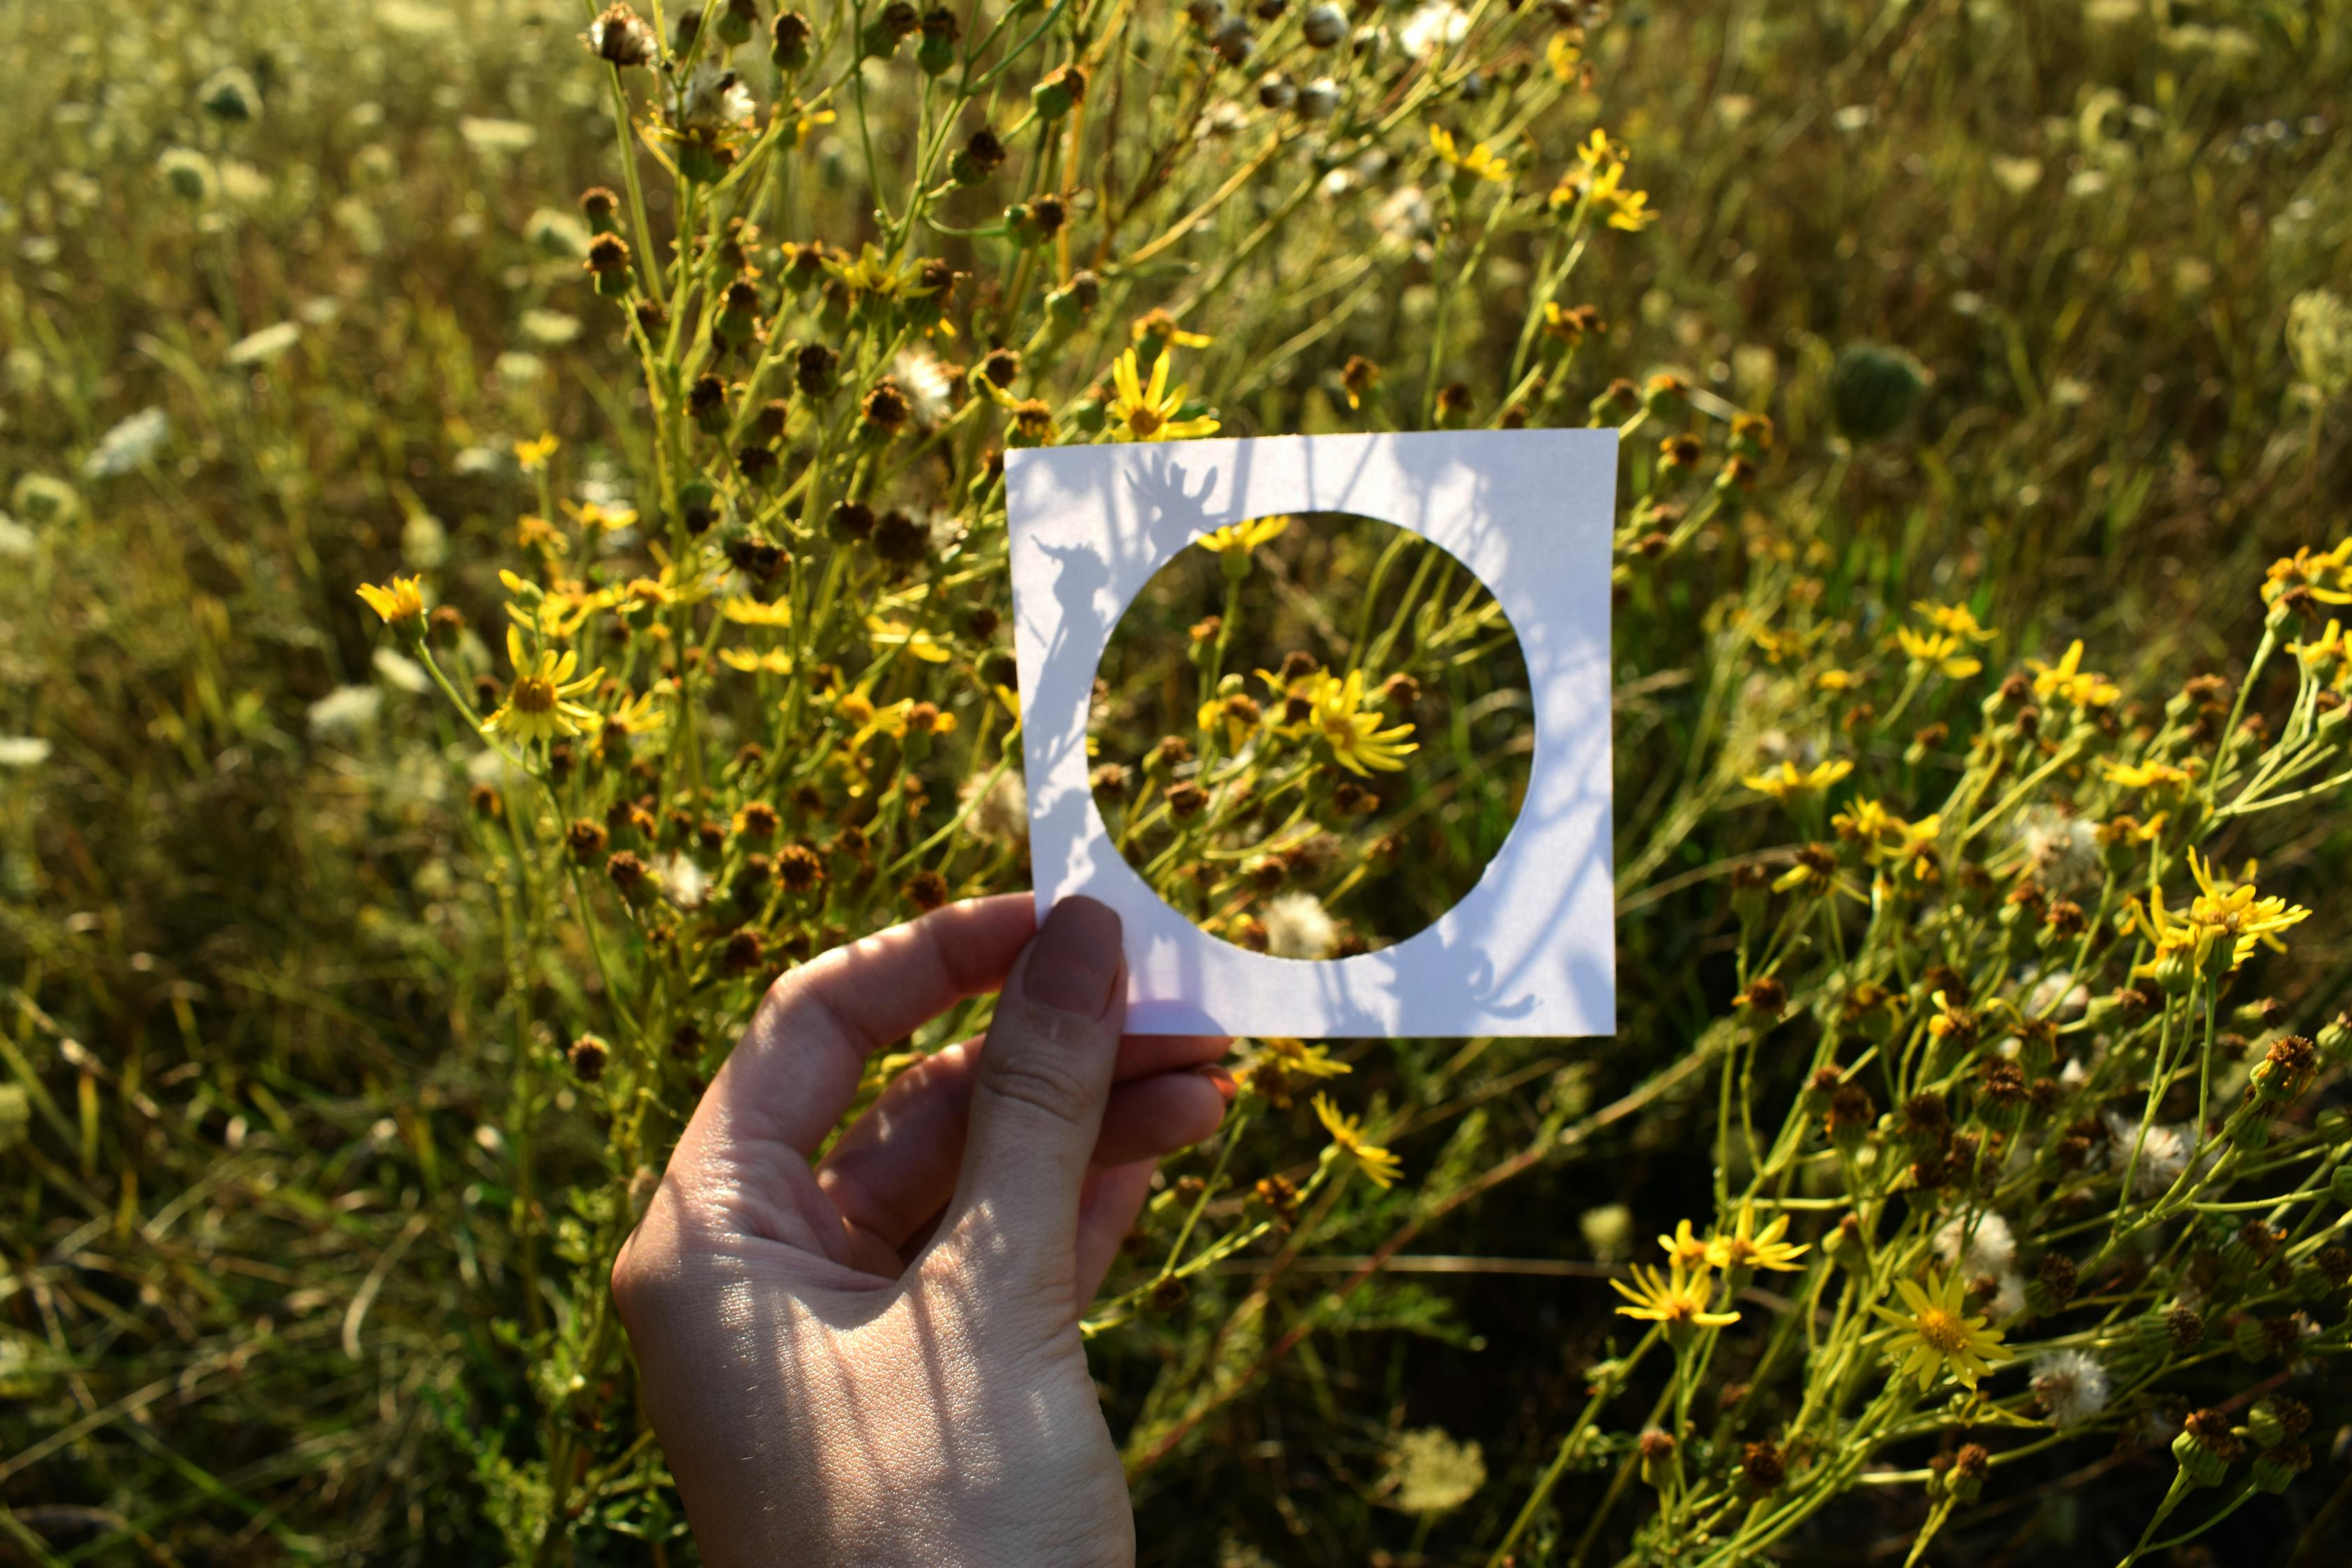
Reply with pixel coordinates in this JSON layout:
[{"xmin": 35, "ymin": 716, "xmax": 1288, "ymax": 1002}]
[{"xmin": 1005, "ymin": 429, "xmax": 1615, "ymax": 1038}]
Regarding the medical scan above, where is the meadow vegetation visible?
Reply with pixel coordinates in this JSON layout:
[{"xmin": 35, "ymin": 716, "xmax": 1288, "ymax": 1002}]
[{"xmin": 3, "ymin": 0, "xmax": 2351, "ymax": 1562}]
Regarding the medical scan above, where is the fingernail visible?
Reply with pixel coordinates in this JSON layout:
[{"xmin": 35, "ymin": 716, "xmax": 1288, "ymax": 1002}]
[
  {"xmin": 1198, "ymin": 1064, "xmax": 1237, "ymax": 1104},
  {"xmin": 1025, "ymin": 897, "xmax": 1124, "ymax": 1017}
]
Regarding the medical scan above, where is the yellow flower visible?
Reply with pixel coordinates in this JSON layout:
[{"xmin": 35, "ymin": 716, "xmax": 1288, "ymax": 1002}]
[
  {"xmin": 1197, "ymin": 693, "xmax": 1265, "ymax": 751},
  {"xmin": 1913, "ymin": 601, "xmax": 1997, "ymax": 645},
  {"xmin": 1282, "ymin": 668, "xmax": 1418, "ymax": 776},
  {"xmin": 1108, "ymin": 348, "xmax": 1219, "ymax": 442},
  {"xmin": 1814, "ymin": 668, "xmax": 1859, "ymax": 693},
  {"xmin": 2261, "ymin": 541, "xmax": 2352, "ymax": 607},
  {"xmin": 2102, "ymin": 757, "xmax": 2199, "ymax": 792},
  {"xmin": 1313, "ymin": 1093, "xmax": 1402, "ymax": 1188},
  {"xmin": 866, "ymin": 615, "xmax": 953, "ymax": 663},
  {"xmin": 355, "ymin": 575, "xmax": 426, "ymax": 628},
  {"xmin": 1832, "ymin": 797, "xmax": 1906, "ymax": 851},
  {"xmin": 1743, "ymin": 758, "xmax": 1854, "ymax": 802},
  {"xmin": 1869, "ymin": 1270, "xmax": 2014, "ymax": 1392},
  {"xmin": 724, "ymin": 594, "xmax": 794, "ymax": 628},
  {"xmin": 1544, "ymin": 30, "xmax": 1584, "ymax": 82},
  {"xmin": 2026, "ymin": 640, "xmax": 2121, "ymax": 709},
  {"xmin": 1611, "ymin": 1259, "xmax": 1739, "ymax": 1331},
  {"xmin": 514, "ymin": 432, "xmax": 560, "ymax": 471},
  {"xmin": 1429, "ymin": 124, "xmax": 1511, "ymax": 183},
  {"xmin": 516, "ymin": 514, "xmax": 568, "ymax": 555},
  {"xmin": 1892, "ymin": 813, "xmax": 1942, "ymax": 881},
  {"xmin": 2289, "ymin": 618, "xmax": 2349, "ymax": 670},
  {"xmin": 1705, "ymin": 1201, "xmax": 1808, "ymax": 1275},
  {"xmin": 1751, "ymin": 624, "xmax": 1825, "ymax": 665},
  {"xmin": 1601, "ymin": 185, "xmax": 1657, "ymax": 231},
  {"xmin": 1131, "ymin": 309, "xmax": 1213, "ymax": 350},
  {"xmin": 2137, "ymin": 850, "xmax": 2314, "ymax": 978},
  {"xmin": 593, "ymin": 689, "xmax": 668, "ymax": 754},
  {"xmin": 1658, "ymin": 1219, "xmax": 1712, "ymax": 1273},
  {"xmin": 1259, "ymin": 1037, "xmax": 1350, "ymax": 1080},
  {"xmin": 485, "ymin": 627, "xmax": 603, "ymax": 746},
  {"xmin": 1576, "ymin": 128, "xmax": 1625, "ymax": 171},
  {"xmin": 1197, "ymin": 515, "xmax": 1291, "ymax": 555},
  {"xmin": 1896, "ymin": 627, "xmax": 1983, "ymax": 679},
  {"xmin": 720, "ymin": 647, "xmax": 795, "ymax": 674},
  {"xmin": 562, "ymin": 499, "xmax": 640, "ymax": 532},
  {"xmin": 1925, "ymin": 989, "xmax": 1976, "ymax": 1043}
]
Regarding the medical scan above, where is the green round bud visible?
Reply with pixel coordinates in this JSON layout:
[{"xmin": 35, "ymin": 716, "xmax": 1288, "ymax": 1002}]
[{"xmin": 1829, "ymin": 341, "xmax": 1928, "ymax": 441}]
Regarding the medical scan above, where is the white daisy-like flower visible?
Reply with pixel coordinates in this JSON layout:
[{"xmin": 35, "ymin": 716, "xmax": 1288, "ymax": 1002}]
[
  {"xmin": 659, "ymin": 852, "xmax": 711, "ymax": 912},
  {"xmin": 2103, "ymin": 1110, "xmax": 2197, "ymax": 1197},
  {"xmin": 679, "ymin": 63, "xmax": 755, "ymax": 132},
  {"xmin": 2030, "ymin": 1349, "xmax": 2112, "ymax": 1428},
  {"xmin": 1933, "ymin": 1210, "xmax": 2017, "ymax": 1279},
  {"xmin": 372, "ymin": 646, "xmax": 433, "ymax": 695},
  {"xmin": 2026, "ymin": 967, "xmax": 2090, "ymax": 1021},
  {"xmin": 892, "ymin": 346, "xmax": 955, "ymax": 426},
  {"xmin": 1397, "ymin": 2, "xmax": 1468, "ymax": 57},
  {"xmin": 307, "ymin": 685, "xmax": 382, "ymax": 739},
  {"xmin": 2012, "ymin": 805, "xmax": 2100, "ymax": 896},
  {"xmin": 1372, "ymin": 184, "xmax": 1434, "ymax": 245},
  {"xmin": 960, "ymin": 768, "xmax": 1029, "ymax": 847},
  {"xmin": 1263, "ymin": 891, "xmax": 1338, "ymax": 960}
]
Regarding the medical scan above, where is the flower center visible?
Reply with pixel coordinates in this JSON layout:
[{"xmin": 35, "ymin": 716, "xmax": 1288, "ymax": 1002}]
[
  {"xmin": 512, "ymin": 676, "xmax": 558, "ymax": 714},
  {"xmin": 1127, "ymin": 406, "xmax": 1163, "ymax": 437},
  {"xmin": 1914, "ymin": 1307, "xmax": 1968, "ymax": 1355}
]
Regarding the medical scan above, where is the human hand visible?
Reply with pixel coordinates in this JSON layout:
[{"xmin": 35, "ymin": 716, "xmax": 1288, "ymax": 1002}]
[{"xmin": 610, "ymin": 895, "xmax": 1231, "ymax": 1568}]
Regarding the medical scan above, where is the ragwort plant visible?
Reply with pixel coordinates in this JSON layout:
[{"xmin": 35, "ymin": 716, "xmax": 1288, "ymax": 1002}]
[
  {"xmin": 350, "ymin": 1, "xmax": 2352, "ymax": 1560},
  {"xmin": 6, "ymin": 0, "xmax": 2351, "ymax": 1561}
]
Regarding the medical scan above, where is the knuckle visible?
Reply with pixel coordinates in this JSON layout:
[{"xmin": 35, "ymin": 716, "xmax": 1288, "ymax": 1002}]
[{"xmin": 975, "ymin": 1047, "xmax": 1094, "ymax": 1128}]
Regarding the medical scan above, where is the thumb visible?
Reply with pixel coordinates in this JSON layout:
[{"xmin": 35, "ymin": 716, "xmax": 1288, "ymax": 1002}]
[{"xmin": 932, "ymin": 896, "xmax": 1128, "ymax": 1300}]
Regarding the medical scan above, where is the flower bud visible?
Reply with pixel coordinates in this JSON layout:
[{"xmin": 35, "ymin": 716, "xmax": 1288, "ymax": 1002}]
[
  {"xmin": 1032, "ymin": 64, "xmax": 1087, "ymax": 121},
  {"xmin": 1829, "ymin": 341, "xmax": 1928, "ymax": 442},
  {"xmin": 918, "ymin": 7, "xmax": 960, "ymax": 73},
  {"xmin": 770, "ymin": 9, "xmax": 813, "ymax": 71},
  {"xmin": 1636, "ymin": 1429, "xmax": 1675, "ymax": 1489},
  {"xmin": 2252, "ymin": 1442, "xmax": 2311, "ymax": 1495},
  {"xmin": 567, "ymin": 1033, "xmax": 611, "ymax": 1082},
  {"xmin": 1297, "ymin": 77, "xmax": 1341, "ymax": 120},
  {"xmin": 2172, "ymin": 1411, "xmax": 2235, "ymax": 1488},
  {"xmin": 1301, "ymin": 2, "xmax": 1348, "ymax": 45},
  {"xmin": 951, "ymin": 126, "xmax": 1006, "ymax": 185}
]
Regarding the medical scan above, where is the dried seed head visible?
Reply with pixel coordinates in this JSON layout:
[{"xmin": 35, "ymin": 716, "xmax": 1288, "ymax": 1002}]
[
  {"xmin": 953, "ymin": 126, "xmax": 1007, "ymax": 184},
  {"xmin": 771, "ymin": 9, "xmax": 813, "ymax": 70},
  {"xmin": 1735, "ymin": 975, "xmax": 1786, "ymax": 1018},
  {"xmin": 1739, "ymin": 1442, "xmax": 1785, "ymax": 1492},
  {"xmin": 723, "ymin": 928, "xmax": 767, "ymax": 973},
  {"xmin": 904, "ymin": 870, "xmax": 950, "ymax": 912},
  {"xmin": 1301, "ymin": 3, "xmax": 1348, "ymax": 46},
  {"xmin": 796, "ymin": 342, "xmax": 840, "ymax": 397},
  {"xmin": 861, "ymin": 378, "xmax": 912, "ymax": 433},
  {"xmin": 1166, "ymin": 781, "xmax": 1209, "ymax": 818},
  {"xmin": 979, "ymin": 346, "xmax": 1022, "ymax": 388},
  {"xmin": 587, "ymin": 3, "xmax": 659, "ymax": 66},
  {"xmin": 567, "ymin": 1033, "xmax": 610, "ymax": 1082},
  {"xmin": 567, "ymin": 817, "xmax": 611, "ymax": 862},
  {"xmin": 606, "ymin": 850, "xmax": 648, "ymax": 897},
  {"xmin": 872, "ymin": 509, "xmax": 931, "ymax": 565}
]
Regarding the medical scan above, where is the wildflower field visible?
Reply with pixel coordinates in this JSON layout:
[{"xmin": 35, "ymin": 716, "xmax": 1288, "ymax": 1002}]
[{"xmin": 5, "ymin": 0, "xmax": 2352, "ymax": 1562}]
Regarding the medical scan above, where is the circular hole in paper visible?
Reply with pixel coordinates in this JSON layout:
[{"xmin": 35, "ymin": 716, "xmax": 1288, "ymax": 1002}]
[{"xmin": 1086, "ymin": 511, "xmax": 1534, "ymax": 958}]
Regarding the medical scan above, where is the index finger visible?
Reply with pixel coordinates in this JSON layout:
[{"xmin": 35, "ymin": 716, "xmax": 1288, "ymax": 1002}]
[{"xmin": 685, "ymin": 893, "xmax": 1039, "ymax": 1163}]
